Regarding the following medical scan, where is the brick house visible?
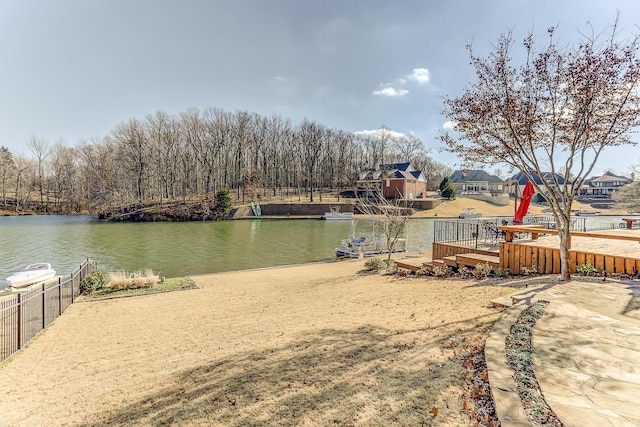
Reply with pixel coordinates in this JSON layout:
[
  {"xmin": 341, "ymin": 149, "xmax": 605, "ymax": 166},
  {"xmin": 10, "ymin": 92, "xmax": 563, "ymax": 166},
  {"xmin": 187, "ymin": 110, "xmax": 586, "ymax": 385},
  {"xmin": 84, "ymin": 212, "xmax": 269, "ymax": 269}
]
[{"xmin": 357, "ymin": 163, "xmax": 427, "ymax": 199}]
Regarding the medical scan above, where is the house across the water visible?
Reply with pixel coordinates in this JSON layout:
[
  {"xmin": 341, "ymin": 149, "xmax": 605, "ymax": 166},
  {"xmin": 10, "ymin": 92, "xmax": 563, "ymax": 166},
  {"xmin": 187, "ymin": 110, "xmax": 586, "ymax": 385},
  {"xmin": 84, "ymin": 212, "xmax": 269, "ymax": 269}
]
[{"xmin": 357, "ymin": 162, "xmax": 427, "ymax": 199}]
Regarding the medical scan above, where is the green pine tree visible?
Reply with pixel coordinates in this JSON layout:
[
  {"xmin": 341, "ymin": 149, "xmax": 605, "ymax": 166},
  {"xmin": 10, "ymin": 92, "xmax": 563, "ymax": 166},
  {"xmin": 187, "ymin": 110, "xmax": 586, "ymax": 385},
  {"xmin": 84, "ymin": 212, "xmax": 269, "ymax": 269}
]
[
  {"xmin": 214, "ymin": 188, "xmax": 233, "ymax": 218},
  {"xmin": 439, "ymin": 177, "xmax": 456, "ymax": 200}
]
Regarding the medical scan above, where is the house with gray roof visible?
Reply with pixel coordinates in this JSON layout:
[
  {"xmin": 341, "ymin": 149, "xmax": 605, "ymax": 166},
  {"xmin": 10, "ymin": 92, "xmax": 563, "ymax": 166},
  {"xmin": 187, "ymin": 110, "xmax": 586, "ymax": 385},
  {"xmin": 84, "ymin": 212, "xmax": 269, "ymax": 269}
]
[
  {"xmin": 579, "ymin": 171, "xmax": 632, "ymax": 198},
  {"xmin": 449, "ymin": 170, "xmax": 505, "ymax": 196}
]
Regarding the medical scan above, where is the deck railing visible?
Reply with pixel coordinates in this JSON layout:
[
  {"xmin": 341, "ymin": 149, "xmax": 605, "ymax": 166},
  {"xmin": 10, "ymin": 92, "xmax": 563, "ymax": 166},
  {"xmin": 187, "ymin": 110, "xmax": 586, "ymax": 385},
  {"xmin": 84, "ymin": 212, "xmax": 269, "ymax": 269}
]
[
  {"xmin": 433, "ymin": 216, "xmax": 589, "ymax": 248},
  {"xmin": 0, "ymin": 259, "xmax": 97, "ymax": 363}
]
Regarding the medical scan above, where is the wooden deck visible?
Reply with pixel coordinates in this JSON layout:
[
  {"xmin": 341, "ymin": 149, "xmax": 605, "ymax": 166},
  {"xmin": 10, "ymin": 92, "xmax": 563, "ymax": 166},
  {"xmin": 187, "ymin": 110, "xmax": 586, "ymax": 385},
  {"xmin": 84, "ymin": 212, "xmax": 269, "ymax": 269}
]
[
  {"xmin": 419, "ymin": 228, "xmax": 640, "ymax": 276},
  {"xmin": 500, "ymin": 228, "xmax": 640, "ymax": 275}
]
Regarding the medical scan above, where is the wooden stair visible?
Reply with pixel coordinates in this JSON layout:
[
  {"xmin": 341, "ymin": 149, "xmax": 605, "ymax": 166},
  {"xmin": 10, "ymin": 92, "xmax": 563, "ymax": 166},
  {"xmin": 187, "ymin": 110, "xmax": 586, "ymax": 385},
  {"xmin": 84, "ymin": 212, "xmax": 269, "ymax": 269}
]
[
  {"xmin": 394, "ymin": 256, "xmax": 433, "ymax": 272},
  {"xmin": 394, "ymin": 250, "xmax": 500, "ymax": 273},
  {"xmin": 431, "ymin": 253, "xmax": 500, "ymax": 270}
]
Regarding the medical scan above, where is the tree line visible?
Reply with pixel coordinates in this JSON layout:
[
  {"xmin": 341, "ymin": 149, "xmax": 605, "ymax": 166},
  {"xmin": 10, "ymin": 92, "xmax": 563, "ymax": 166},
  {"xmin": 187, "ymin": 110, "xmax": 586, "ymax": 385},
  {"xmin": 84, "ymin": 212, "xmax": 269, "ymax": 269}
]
[{"xmin": 0, "ymin": 107, "xmax": 451, "ymax": 214}]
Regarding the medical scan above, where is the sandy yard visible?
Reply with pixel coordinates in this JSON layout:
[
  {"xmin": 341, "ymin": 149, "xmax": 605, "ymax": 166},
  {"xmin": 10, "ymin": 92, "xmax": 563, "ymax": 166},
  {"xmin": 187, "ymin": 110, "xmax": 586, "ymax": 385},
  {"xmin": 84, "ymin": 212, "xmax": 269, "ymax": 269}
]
[
  {"xmin": 410, "ymin": 196, "xmax": 618, "ymax": 218},
  {"xmin": 0, "ymin": 259, "xmax": 513, "ymax": 426}
]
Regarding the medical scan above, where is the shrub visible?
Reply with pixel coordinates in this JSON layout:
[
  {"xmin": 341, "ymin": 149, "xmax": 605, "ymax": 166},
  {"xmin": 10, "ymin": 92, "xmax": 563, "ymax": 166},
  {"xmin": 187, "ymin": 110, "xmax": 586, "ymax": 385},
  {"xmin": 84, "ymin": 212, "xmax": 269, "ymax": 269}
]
[
  {"xmin": 433, "ymin": 265, "xmax": 450, "ymax": 278},
  {"xmin": 457, "ymin": 266, "xmax": 474, "ymax": 279},
  {"xmin": 80, "ymin": 270, "xmax": 108, "ymax": 295},
  {"xmin": 416, "ymin": 265, "xmax": 434, "ymax": 277},
  {"xmin": 576, "ymin": 262, "xmax": 597, "ymax": 276},
  {"xmin": 439, "ymin": 177, "xmax": 456, "ymax": 200},
  {"xmin": 473, "ymin": 262, "xmax": 493, "ymax": 279},
  {"xmin": 106, "ymin": 269, "xmax": 159, "ymax": 291},
  {"xmin": 214, "ymin": 188, "xmax": 233, "ymax": 218},
  {"xmin": 364, "ymin": 257, "xmax": 386, "ymax": 273},
  {"xmin": 494, "ymin": 267, "xmax": 511, "ymax": 278},
  {"xmin": 396, "ymin": 268, "xmax": 411, "ymax": 277}
]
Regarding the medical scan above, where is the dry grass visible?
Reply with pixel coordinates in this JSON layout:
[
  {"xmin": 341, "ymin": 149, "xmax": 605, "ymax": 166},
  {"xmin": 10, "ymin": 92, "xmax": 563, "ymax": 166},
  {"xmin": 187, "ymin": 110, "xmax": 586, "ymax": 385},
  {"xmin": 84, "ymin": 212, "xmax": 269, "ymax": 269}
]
[
  {"xmin": 106, "ymin": 268, "xmax": 160, "ymax": 290},
  {"xmin": 0, "ymin": 260, "xmax": 513, "ymax": 426}
]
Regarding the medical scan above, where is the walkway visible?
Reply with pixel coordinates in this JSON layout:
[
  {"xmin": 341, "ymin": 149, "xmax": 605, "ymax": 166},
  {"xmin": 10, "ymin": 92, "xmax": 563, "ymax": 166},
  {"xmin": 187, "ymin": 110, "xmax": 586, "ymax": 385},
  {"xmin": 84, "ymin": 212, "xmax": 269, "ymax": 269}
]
[{"xmin": 487, "ymin": 279, "xmax": 640, "ymax": 426}]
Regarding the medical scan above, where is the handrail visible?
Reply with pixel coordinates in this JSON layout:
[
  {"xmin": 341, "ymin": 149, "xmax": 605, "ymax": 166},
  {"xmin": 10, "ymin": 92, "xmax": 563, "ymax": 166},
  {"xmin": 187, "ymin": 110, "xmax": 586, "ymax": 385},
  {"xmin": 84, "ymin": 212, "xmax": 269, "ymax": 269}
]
[{"xmin": 498, "ymin": 225, "xmax": 640, "ymax": 246}]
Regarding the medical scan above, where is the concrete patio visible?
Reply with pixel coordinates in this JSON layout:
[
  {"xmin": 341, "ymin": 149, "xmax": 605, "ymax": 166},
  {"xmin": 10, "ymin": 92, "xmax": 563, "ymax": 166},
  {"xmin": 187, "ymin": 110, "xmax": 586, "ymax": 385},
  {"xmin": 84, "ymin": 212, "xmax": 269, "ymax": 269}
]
[{"xmin": 487, "ymin": 279, "xmax": 640, "ymax": 426}]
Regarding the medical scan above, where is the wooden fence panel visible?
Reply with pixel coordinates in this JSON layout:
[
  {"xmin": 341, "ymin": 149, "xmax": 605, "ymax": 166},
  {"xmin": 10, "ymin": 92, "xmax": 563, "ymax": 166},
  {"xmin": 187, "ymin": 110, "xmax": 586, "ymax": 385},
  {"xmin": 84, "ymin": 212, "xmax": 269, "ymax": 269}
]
[
  {"xmin": 604, "ymin": 256, "xmax": 615, "ymax": 274},
  {"xmin": 625, "ymin": 259, "xmax": 635, "ymax": 275}
]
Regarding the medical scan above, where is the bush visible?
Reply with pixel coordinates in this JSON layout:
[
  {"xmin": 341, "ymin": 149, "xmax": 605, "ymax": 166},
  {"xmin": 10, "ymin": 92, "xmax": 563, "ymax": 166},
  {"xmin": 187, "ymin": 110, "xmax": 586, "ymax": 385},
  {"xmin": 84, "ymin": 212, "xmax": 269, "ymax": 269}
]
[
  {"xmin": 439, "ymin": 177, "xmax": 456, "ymax": 200},
  {"xmin": 364, "ymin": 257, "xmax": 386, "ymax": 273},
  {"xmin": 576, "ymin": 262, "xmax": 597, "ymax": 276},
  {"xmin": 214, "ymin": 188, "xmax": 233, "ymax": 218},
  {"xmin": 416, "ymin": 265, "xmax": 434, "ymax": 277},
  {"xmin": 457, "ymin": 266, "xmax": 474, "ymax": 279},
  {"xmin": 80, "ymin": 270, "xmax": 108, "ymax": 295},
  {"xmin": 494, "ymin": 267, "xmax": 511, "ymax": 278},
  {"xmin": 473, "ymin": 262, "xmax": 493, "ymax": 279},
  {"xmin": 433, "ymin": 265, "xmax": 450, "ymax": 278},
  {"xmin": 107, "ymin": 269, "xmax": 159, "ymax": 290}
]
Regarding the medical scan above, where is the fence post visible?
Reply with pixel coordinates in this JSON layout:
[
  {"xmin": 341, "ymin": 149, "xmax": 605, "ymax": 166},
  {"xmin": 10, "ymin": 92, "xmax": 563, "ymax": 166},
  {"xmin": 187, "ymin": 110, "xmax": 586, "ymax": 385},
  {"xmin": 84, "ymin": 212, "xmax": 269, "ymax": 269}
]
[
  {"xmin": 474, "ymin": 223, "xmax": 479, "ymax": 249},
  {"xmin": 17, "ymin": 293, "xmax": 22, "ymax": 350},
  {"xmin": 58, "ymin": 277, "xmax": 62, "ymax": 316},
  {"xmin": 42, "ymin": 282, "xmax": 46, "ymax": 330}
]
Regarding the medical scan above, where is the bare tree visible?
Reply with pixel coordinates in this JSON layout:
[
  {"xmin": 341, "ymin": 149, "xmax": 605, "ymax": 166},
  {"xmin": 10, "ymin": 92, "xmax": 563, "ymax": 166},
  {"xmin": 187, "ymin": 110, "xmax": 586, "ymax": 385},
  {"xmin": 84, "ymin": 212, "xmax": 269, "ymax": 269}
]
[
  {"xmin": 390, "ymin": 135, "xmax": 427, "ymax": 164},
  {"xmin": 297, "ymin": 118, "xmax": 326, "ymax": 202},
  {"xmin": 614, "ymin": 180, "xmax": 640, "ymax": 213},
  {"xmin": 0, "ymin": 146, "xmax": 15, "ymax": 208},
  {"xmin": 440, "ymin": 20, "xmax": 640, "ymax": 280},
  {"xmin": 357, "ymin": 191, "xmax": 411, "ymax": 267},
  {"xmin": 12, "ymin": 154, "xmax": 35, "ymax": 212},
  {"xmin": 27, "ymin": 136, "xmax": 50, "ymax": 208}
]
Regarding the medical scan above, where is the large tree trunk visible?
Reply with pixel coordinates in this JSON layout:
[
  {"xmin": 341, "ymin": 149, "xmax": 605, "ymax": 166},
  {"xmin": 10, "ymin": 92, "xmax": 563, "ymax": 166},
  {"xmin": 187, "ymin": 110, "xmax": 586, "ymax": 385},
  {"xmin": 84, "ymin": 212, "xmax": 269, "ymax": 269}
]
[{"xmin": 558, "ymin": 224, "xmax": 572, "ymax": 281}]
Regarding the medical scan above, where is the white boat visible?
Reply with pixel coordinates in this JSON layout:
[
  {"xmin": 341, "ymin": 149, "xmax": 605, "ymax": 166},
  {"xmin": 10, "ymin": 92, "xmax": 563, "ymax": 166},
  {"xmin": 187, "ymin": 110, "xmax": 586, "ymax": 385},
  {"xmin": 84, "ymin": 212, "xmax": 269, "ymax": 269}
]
[
  {"xmin": 323, "ymin": 206, "xmax": 354, "ymax": 220},
  {"xmin": 574, "ymin": 210, "xmax": 598, "ymax": 216},
  {"xmin": 335, "ymin": 235, "xmax": 406, "ymax": 257},
  {"xmin": 5, "ymin": 263, "xmax": 56, "ymax": 289},
  {"xmin": 458, "ymin": 207, "xmax": 482, "ymax": 219}
]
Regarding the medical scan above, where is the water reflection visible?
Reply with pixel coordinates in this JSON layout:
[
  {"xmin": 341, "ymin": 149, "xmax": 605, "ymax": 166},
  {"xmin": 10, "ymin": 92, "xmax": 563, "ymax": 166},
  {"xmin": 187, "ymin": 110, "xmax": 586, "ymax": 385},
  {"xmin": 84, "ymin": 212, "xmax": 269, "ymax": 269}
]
[{"xmin": 0, "ymin": 214, "xmax": 627, "ymax": 281}]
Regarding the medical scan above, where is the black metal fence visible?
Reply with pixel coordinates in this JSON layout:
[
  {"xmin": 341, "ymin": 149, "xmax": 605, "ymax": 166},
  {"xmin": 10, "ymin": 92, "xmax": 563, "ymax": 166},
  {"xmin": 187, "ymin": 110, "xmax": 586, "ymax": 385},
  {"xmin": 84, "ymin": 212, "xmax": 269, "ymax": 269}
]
[
  {"xmin": 433, "ymin": 216, "xmax": 592, "ymax": 248},
  {"xmin": 0, "ymin": 259, "xmax": 97, "ymax": 363}
]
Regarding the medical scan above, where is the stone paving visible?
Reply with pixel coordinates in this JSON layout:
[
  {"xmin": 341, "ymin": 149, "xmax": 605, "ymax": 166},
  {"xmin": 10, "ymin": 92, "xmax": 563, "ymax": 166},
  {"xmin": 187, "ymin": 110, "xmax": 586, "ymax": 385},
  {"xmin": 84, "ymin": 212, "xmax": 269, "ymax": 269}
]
[{"xmin": 487, "ymin": 279, "xmax": 640, "ymax": 426}]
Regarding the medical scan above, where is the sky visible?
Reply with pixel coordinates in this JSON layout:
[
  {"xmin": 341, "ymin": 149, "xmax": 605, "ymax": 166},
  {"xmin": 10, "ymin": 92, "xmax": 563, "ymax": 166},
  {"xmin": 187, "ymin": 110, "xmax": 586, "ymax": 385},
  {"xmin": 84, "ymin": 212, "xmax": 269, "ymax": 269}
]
[{"xmin": 1, "ymin": 0, "xmax": 640, "ymax": 175}]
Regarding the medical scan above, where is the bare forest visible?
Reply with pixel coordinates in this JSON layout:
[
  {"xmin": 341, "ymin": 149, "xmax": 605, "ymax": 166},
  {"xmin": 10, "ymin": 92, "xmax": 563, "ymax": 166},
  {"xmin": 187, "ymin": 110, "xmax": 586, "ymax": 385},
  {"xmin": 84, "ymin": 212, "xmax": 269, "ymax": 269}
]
[{"xmin": 0, "ymin": 108, "xmax": 450, "ymax": 217}]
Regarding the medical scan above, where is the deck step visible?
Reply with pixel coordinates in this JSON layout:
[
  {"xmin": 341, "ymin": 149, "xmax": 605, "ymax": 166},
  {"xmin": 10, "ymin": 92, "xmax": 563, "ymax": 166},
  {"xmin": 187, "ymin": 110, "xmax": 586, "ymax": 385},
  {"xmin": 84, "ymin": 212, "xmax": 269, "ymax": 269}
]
[
  {"xmin": 432, "ymin": 259, "xmax": 446, "ymax": 268},
  {"xmin": 443, "ymin": 256, "xmax": 458, "ymax": 267},
  {"xmin": 394, "ymin": 256, "xmax": 433, "ymax": 272},
  {"xmin": 455, "ymin": 253, "xmax": 500, "ymax": 268}
]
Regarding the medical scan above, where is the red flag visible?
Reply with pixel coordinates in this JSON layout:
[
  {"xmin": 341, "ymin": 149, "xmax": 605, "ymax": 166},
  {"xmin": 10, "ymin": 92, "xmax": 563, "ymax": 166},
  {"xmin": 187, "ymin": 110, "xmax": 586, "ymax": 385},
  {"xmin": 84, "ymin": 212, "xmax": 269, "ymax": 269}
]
[{"xmin": 514, "ymin": 182, "xmax": 535, "ymax": 223}]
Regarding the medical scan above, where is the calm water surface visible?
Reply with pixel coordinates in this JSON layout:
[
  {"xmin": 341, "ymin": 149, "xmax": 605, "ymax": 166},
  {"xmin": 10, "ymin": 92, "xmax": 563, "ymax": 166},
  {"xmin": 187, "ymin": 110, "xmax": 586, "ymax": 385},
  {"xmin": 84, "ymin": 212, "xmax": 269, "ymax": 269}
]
[
  {"xmin": 0, "ymin": 215, "xmax": 437, "ymax": 281},
  {"xmin": 0, "ymin": 214, "xmax": 626, "ymax": 283}
]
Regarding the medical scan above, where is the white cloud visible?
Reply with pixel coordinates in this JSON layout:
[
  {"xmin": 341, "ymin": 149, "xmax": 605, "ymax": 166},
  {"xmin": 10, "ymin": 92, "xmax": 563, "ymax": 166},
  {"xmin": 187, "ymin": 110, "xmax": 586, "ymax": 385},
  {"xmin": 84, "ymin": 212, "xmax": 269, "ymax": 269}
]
[
  {"xmin": 354, "ymin": 128, "xmax": 406, "ymax": 139},
  {"xmin": 274, "ymin": 76, "xmax": 286, "ymax": 81},
  {"xmin": 442, "ymin": 120, "xmax": 456, "ymax": 130},
  {"xmin": 408, "ymin": 68, "xmax": 430, "ymax": 84},
  {"xmin": 372, "ymin": 87, "xmax": 409, "ymax": 97}
]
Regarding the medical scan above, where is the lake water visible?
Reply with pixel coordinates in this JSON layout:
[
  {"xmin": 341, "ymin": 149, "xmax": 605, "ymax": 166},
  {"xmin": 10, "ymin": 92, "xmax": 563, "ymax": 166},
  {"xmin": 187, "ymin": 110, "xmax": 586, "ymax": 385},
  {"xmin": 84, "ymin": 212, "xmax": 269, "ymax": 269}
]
[
  {"xmin": 0, "ymin": 214, "xmax": 627, "ymax": 284},
  {"xmin": 0, "ymin": 215, "xmax": 438, "ymax": 282}
]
